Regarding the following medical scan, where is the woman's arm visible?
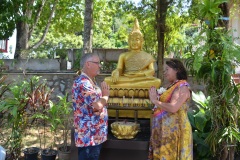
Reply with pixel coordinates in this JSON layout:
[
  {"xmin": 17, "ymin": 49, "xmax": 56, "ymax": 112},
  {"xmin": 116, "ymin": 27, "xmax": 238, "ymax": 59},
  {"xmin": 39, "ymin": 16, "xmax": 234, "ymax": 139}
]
[{"xmin": 149, "ymin": 85, "xmax": 190, "ymax": 113}]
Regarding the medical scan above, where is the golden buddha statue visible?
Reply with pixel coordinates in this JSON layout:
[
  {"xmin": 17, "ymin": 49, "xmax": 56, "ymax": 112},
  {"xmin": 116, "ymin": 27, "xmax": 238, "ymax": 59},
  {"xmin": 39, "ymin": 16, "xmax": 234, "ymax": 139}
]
[{"xmin": 104, "ymin": 19, "xmax": 161, "ymax": 99}]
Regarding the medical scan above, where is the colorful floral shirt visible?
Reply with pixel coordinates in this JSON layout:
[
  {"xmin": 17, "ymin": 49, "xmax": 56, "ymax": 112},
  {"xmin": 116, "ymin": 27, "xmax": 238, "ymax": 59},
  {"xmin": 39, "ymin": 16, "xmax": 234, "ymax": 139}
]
[{"xmin": 72, "ymin": 73, "xmax": 108, "ymax": 147}]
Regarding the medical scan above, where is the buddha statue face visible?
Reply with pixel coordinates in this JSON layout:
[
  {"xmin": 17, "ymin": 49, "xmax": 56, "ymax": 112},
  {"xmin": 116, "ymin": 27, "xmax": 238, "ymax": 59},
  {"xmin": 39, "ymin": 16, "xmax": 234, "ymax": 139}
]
[
  {"xmin": 128, "ymin": 19, "xmax": 144, "ymax": 51},
  {"xmin": 128, "ymin": 32, "xmax": 143, "ymax": 51}
]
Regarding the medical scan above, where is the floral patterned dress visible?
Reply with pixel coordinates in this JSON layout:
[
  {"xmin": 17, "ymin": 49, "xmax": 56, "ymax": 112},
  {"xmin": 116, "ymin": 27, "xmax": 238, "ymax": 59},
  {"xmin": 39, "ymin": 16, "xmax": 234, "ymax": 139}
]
[{"xmin": 148, "ymin": 80, "xmax": 193, "ymax": 160}]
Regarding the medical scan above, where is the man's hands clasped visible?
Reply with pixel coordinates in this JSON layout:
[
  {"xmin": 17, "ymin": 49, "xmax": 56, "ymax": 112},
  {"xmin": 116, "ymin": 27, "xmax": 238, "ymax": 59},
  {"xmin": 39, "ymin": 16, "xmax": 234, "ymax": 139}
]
[{"xmin": 93, "ymin": 81, "xmax": 110, "ymax": 115}]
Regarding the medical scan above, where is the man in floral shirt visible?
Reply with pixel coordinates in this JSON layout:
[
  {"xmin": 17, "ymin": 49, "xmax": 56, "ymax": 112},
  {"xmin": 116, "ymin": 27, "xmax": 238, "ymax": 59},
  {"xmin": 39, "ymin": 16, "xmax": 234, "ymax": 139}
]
[{"xmin": 72, "ymin": 53, "xmax": 110, "ymax": 160}]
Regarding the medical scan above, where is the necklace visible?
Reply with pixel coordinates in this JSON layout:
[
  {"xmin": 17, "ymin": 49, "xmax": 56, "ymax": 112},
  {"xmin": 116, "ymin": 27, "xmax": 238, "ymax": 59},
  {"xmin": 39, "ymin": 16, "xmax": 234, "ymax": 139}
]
[
  {"xmin": 166, "ymin": 80, "xmax": 179, "ymax": 90},
  {"xmin": 81, "ymin": 72, "xmax": 98, "ymax": 86}
]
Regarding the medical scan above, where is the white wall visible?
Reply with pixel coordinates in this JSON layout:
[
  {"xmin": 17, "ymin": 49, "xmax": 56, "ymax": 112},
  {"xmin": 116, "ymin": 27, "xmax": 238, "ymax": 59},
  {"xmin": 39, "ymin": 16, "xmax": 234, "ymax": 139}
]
[
  {"xmin": 229, "ymin": 3, "xmax": 240, "ymax": 45},
  {"xmin": 0, "ymin": 29, "xmax": 16, "ymax": 59}
]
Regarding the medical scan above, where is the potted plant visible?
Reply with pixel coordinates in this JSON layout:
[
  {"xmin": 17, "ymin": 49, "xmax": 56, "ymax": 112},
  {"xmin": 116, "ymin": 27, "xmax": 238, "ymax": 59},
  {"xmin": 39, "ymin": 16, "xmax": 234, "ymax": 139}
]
[
  {"xmin": 37, "ymin": 94, "xmax": 72, "ymax": 160},
  {"xmin": 40, "ymin": 99, "xmax": 61, "ymax": 160},
  {"xmin": 36, "ymin": 94, "xmax": 72, "ymax": 160},
  {"xmin": 0, "ymin": 76, "xmax": 43, "ymax": 159},
  {"xmin": 56, "ymin": 94, "xmax": 72, "ymax": 160},
  {"xmin": 23, "ymin": 147, "xmax": 40, "ymax": 160},
  {"xmin": 30, "ymin": 82, "xmax": 57, "ymax": 160}
]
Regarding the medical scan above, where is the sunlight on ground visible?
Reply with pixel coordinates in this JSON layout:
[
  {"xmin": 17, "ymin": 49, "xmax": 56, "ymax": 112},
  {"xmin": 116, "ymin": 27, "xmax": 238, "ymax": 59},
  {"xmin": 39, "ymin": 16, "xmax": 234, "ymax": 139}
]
[{"xmin": 0, "ymin": 126, "xmax": 71, "ymax": 158}]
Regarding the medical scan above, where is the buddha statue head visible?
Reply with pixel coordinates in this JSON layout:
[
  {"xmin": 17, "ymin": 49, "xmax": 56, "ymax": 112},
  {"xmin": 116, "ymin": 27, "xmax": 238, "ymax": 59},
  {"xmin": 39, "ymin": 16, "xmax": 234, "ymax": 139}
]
[{"xmin": 128, "ymin": 19, "xmax": 144, "ymax": 51}]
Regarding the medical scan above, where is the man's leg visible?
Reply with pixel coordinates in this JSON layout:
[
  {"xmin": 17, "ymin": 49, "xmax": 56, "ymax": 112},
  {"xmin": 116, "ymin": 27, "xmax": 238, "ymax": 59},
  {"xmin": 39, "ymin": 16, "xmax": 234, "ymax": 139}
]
[{"xmin": 78, "ymin": 144, "xmax": 102, "ymax": 160}]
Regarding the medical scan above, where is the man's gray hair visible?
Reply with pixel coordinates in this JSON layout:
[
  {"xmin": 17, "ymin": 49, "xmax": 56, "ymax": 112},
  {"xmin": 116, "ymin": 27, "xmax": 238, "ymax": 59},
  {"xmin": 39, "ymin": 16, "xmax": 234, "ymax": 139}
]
[{"xmin": 80, "ymin": 53, "xmax": 98, "ymax": 69}]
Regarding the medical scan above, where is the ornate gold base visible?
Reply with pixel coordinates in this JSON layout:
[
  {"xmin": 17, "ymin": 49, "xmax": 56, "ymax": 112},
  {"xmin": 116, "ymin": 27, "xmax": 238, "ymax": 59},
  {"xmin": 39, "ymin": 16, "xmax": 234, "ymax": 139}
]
[
  {"xmin": 107, "ymin": 97, "xmax": 153, "ymax": 119},
  {"xmin": 111, "ymin": 122, "xmax": 140, "ymax": 139},
  {"xmin": 109, "ymin": 87, "xmax": 150, "ymax": 98},
  {"xmin": 108, "ymin": 109, "xmax": 152, "ymax": 119},
  {"xmin": 107, "ymin": 94, "xmax": 153, "ymax": 139},
  {"xmin": 108, "ymin": 97, "xmax": 152, "ymax": 107}
]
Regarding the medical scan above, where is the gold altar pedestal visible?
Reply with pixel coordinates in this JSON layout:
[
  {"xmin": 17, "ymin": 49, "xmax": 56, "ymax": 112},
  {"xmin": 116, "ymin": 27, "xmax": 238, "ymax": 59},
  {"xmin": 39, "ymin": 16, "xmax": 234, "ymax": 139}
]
[
  {"xmin": 107, "ymin": 97, "xmax": 153, "ymax": 119},
  {"xmin": 108, "ymin": 109, "xmax": 152, "ymax": 119},
  {"xmin": 109, "ymin": 87, "xmax": 150, "ymax": 98},
  {"xmin": 111, "ymin": 121, "xmax": 140, "ymax": 139}
]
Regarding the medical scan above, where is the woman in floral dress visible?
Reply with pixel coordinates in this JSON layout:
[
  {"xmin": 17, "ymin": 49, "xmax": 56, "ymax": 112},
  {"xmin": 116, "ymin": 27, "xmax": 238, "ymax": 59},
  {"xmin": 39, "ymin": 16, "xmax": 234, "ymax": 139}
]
[{"xmin": 148, "ymin": 59, "xmax": 193, "ymax": 160}]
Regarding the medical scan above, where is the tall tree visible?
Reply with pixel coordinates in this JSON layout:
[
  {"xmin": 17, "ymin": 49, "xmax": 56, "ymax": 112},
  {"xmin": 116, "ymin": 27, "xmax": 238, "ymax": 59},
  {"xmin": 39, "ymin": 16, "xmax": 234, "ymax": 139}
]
[
  {"xmin": 156, "ymin": 0, "xmax": 174, "ymax": 80},
  {"xmin": 83, "ymin": 0, "xmax": 93, "ymax": 54},
  {"xmin": 13, "ymin": 0, "xmax": 58, "ymax": 58},
  {"xmin": 0, "ymin": 0, "xmax": 57, "ymax": 59},
  {"xmin": 0, "ymin": 0, "xmax": 83, "ymax": 59},
  {"xmin": 16, "ymin": 0, "xmax": 59, "ymax": 59}
]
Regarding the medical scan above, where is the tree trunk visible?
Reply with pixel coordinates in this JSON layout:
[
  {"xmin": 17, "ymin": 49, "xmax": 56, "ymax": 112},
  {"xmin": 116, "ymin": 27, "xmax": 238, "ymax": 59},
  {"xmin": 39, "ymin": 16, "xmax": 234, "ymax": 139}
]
[
  {"xmin": 156, "ymin": 0, "xmax": 172, "ymax": 80},
  {"xmin": 15, "ymin": 22, "xmax": 29, "ymax": 59},
  {"xmin": 218, "ymin": 2, "xmax": 230, "ymax": 29},
  {"xmin": 83, "ymin": 0, "xmax": 93, "ymax": 55}
]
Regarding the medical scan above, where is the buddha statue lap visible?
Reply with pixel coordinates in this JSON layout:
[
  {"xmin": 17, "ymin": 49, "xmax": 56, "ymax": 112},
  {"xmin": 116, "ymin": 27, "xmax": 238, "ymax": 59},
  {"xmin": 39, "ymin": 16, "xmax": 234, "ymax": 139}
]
[{"xmin": 104, "ymin": 19, "xmax": 161, "ymax": 99}]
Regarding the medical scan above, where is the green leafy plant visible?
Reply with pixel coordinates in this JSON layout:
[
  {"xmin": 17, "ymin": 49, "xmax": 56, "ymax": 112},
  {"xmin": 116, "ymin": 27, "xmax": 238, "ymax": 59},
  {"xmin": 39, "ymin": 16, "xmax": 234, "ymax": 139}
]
[
  {"xmin": 188, "ymin": 1, "xmax": 240, "ymax": 158},
  {"xmin": 188, "ymin": 91, "xmax": 212, "ymax": 159},
  {"xmin": 32, "ymin": 93, "xmax": 72, "ymax": 153},
  {"xmin": 188, "ymin": 23, "xmax": 240, "ymax": 160},
  {"xmin": 0, "ymin": 76, "xmax": 44, "ymax": 159},
  {"xmin": 29, "ymin": 83, "xmax": 54, "ymax": 150},
  {"xmin": 46, "ymin": 100, "xmax": 62, "ymax": 148},
  {"xmin": 195, "ymin": 0, "xmax": 227, "ymax": 29},
  {"xmin": 0, "ymin": 61, "xmax": 10, "ymax": 100},
  {"xmin": 28, "ymin": 82, "xmax": 58, "ymax": 158},
  {"xmin": 56, "ymin": 94, "xmax": 72, "ymax": 153},
  {"xmin": 0, "ymin": 75, "xmax": 10, "ymax": 144},
  {"xmin": 0, "ymin": 76, "xmax": 9, "ymax": 100}
]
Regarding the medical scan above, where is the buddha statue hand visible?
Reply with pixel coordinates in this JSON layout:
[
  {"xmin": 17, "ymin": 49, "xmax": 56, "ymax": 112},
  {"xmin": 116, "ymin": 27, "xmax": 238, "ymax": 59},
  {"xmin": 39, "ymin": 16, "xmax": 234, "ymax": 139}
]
[{"xmin": 111, "ymin": 69, "xmax": 120, "ymax": 83}]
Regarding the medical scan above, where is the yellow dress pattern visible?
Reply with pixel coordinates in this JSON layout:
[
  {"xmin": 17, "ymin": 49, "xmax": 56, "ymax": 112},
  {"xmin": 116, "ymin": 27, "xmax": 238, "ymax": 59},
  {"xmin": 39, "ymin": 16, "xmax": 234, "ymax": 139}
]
[{"xmin": 148, "ymin": 80, "xmax": 193, "ymax": 160}]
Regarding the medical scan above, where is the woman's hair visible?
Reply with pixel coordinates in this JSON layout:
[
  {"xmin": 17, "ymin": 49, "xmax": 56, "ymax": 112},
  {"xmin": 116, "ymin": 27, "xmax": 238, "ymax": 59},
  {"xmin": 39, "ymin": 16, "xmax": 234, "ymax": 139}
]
[{"xmin": 166, "ymin": 59, "xmax": 188, "ymax": 80}]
